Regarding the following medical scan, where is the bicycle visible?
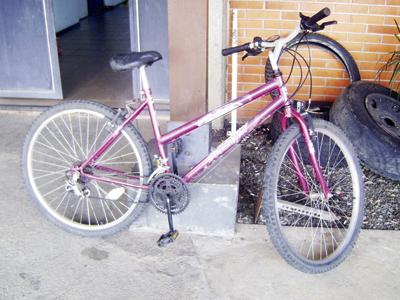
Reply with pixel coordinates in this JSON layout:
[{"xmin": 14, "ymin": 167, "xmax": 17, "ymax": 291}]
[{"xmin": 22, "ymin": 7, "xmax": 365, "ymax": 273}]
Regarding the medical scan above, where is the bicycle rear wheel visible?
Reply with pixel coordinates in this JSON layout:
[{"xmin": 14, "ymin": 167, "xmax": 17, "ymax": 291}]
[
  {"xmin": 264, "ymin": 119, "xmax": 364, "ymax": 273},
  {"xmin": 22, "ymin": 100, "xmax": 152, "ymax": 236}
]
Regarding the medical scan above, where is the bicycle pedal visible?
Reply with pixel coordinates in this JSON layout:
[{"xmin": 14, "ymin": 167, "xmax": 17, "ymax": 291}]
[{"xmin": 157, "ymin": 230, "xmax": 179, "ymax": 247}]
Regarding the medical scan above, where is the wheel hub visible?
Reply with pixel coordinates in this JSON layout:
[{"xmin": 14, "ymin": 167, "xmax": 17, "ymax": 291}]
[
  {"xmin": 65, "ymin": 170, "xmax": 90, "ymax": 198},
  {"xmin": 365, "ymin": 93, "xmax": 400, "ymax": 141}
]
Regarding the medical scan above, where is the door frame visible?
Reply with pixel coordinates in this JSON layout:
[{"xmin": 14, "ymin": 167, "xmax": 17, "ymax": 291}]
[{"xmin": 0, "ymin": 0, "xmax": 62, "ymax": 99}]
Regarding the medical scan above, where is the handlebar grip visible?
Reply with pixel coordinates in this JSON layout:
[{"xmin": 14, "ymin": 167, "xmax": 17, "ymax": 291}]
[
  {"xmin": 221, "ymin": 43, "xmax": 250, "ymax": 56},
  {"xmin": 307, "ymin": 7, "xmax": 330, "ymax": 24}
]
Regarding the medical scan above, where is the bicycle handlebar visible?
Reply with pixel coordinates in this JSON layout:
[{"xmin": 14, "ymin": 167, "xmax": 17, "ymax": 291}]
[
  {"xmin": 221, "ymin": 7, "xmax": 334, "ymax": 57},
  {"xmin": 221, "ymin": 43, "xmax": 250, "ymax": 56},
  {"xmin": 306, "ymin": 7, "xmax": 330, "ymax": 26}
]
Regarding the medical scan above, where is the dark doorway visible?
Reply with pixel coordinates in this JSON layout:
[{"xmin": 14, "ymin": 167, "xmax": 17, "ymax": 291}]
[{"xmin": 57, "ymin": 3, "xmax": 132, "ymax": 107}]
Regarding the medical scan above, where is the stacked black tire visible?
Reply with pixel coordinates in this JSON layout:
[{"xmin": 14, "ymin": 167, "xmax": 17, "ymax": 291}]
[{"xmin": 330, "ymin": 81, "xmax": 400, "ymax": 181}]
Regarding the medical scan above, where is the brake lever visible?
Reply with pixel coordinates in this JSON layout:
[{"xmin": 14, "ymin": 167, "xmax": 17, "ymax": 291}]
[
  {"xmin": 320, "ymin": 20, "xmax": 337, "ymax": 28},
  {"xmin": 242, "ymin": 36, "xmax": 263, "ymax": 61},
  {"xmin": 241, "ymin": 48, "xmax": 263, "ymax": 61}
]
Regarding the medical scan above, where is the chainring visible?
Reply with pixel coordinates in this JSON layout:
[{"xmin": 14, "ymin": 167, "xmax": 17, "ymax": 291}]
[{"xmin": 149, "ymin": 173, "xmax": 190, "ymax": 214}]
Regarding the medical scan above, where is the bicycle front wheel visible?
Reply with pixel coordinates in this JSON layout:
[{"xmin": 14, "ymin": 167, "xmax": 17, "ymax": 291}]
[
  {"xmin": 264, "ymin": 119, "xmax": 364, "ymax": 273},
  {"xmin": 22, "ymin": 100, "xmax": 152, "ymax": 236}
]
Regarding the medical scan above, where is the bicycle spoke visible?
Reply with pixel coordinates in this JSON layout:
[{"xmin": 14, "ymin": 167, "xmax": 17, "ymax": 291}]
[{"xmin": 37, "ymin": 134, "xmax": 77, "ymax": 161}]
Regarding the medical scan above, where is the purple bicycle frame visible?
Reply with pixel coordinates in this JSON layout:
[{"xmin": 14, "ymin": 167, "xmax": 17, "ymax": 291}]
[{"xmin": 79, "ymin": 74, "xmax": 330, "ymax": 197}]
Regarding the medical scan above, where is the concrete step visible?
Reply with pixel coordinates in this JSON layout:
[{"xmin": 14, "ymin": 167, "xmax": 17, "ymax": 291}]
[{"xmin": 132, "ymin": 145, "xmax": 241, "ymax": 237}]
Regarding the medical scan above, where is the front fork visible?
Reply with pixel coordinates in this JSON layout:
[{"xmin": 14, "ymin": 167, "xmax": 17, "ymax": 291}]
[{"xmin": 280, "ymin": 106, "xmax": 330, "ymax": 199}]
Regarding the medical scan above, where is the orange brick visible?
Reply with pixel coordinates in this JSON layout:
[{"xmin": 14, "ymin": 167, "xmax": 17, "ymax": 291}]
[
  {"xmin": 308, "ymin": 77, "xmax": 327, "ymax": 86},
  {"xmin": 237, "ymin": 29, "xmax": 246, "ymax": 37},
  {"xmin": 369, "ymin": 6, "xmax": 400, "ymax": 16},
  {"xmin": 341, "ymin": 42, "xmax": 364, "ymax": 51},
  {"xmin": 382, "ymin": 35, "xmax": 399, "ymax": 44},
  {"xmin": 352, "ymin": 0, "xmax": 385, "ymax": 4},
  {"xmin": 245, "ymin": 29, "xmax": 277, "ymax": 38},
  {"xmin": 264, "ymin": 20, "xmax": 297, "ymax": 30},
  {"xmin": 359, "ymin": 61, "xmax": 385, "ymax": 70},
  {"xmin": 363, "ymin": 44, "xmax": 397, "ymax": 53},
  {"xmin": 351, "ymin": 15, "xmax": 385, "ymax": 25},
  {"xmin": 308, "ymin": 60, "xmax": 328, "ymax": 68},
  {"xmin": 334, "ymin": 4, "xmax": 369, "ymax": 14},
  {"xmin": 238, "ymin": 19, "xmax": 263, "ymax": 28},
  {"xmin": 384, "ymin": 17, "xmax": 399, "ymax": 26},
  {"xmin": 237, "ymin": 74, "xmax": 262, "ymax": 83},
  {"xmin": 245, "ymin": 10, "xmax": 280, "ymax": 20},
  {"xmin": 311, "ymin": 87, "xmax": 343, "ymax": 96},
  {"xmin": 267, "ymin": 2, "xmax": 299, "ymax": 11},
  {"xmin": 243, "ymin": 65, "xmax": 265, "ymax": 74},
  {"xmin": 238, "ymin": 83, "xmax": 262, "ymax": 91},
  {"xmin": 238, "ymin": 109, "xmax": 258, "ymax": 120},
  {"xmin": 326, "ymin": 78, "xmax": 352, "ymax": 86},
  {"xmin": 281, "ymin": 11, "xmax": 299, "ymax": 20},
  {"xmin": 348, "ymin": 33, "xmax": 381, "ymax": 43},
  {"xmin": 316, "ymin": 0, "xmax": 350, "ymax": 3},
  {"xmin": 334, "ymin": 23, "xmax": 366, "ymax": 33},
  {"xmin": 326, "ymin": 60, "xmax": 347, "ymax": 69},
  {"xmin": 242, "ymin": 100, "xmax": 269, "ymax": 111},
  {"xmin": 377, "ymin": 53, "xmax": 395, "ymax": 62},
  {"xmin": 324, "ymin": 32, "xmax": 348, "ymax": 42},
  {"xmin": 368, "ymin": 25, "xmax": 398, "ymax": 35},
  {"xmin": 360, "ymin": 71, "xmax": 377, "ymax": 80},
  {"xmin": 236, "ymin": 10, "xmax": 246, "ymax": 19},
  {"xmin": 312, "ymin": 69, "xmax": 345, "ymax": 78},
  {"xmin": 230, "ymin": 1, "xmax": 265, "ymax": 9},
  {"xmin": 300, "ymin": 3, "xmax": 331, "ymax": 13}
]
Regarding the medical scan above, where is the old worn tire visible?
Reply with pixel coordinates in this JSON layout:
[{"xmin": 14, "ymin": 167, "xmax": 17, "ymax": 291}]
[
  {"xmin": 330, "ymin": 82, "xmax": 400, "ymax": 181},
  {"xmin": 266, "ymin": 33, "xmax": 361, "ymax": 142}
]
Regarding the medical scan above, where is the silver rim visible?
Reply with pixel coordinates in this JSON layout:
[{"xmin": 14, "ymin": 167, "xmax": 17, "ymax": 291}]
[
  {"xmin": 27, "ymin": 109, "xmax": 144, "ymax": 231},
  {"xmin": 274, "ymin": 126, "xmax": 360, "ymax": 263}
]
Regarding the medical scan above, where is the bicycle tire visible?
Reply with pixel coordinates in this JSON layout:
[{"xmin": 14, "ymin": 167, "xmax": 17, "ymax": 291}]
[
  {"xmin": 22, "ymin": 100, "xmax": 152, "ymax": 237},
  {"xmin": 265, "ymin": 33, "xmax": 361, "ymax": 141},
  {"xmin": 264, "ymin": 119, "xmax": 365, "ymax": 273}
]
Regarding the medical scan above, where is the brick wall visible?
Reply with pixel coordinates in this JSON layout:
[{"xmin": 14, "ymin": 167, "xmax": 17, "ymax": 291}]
[{"xmin": 227, "ymin": 0, "xmax": 400, "ymax": 120}]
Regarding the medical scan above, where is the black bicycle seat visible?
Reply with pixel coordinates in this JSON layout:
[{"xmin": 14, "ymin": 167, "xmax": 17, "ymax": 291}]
[{"xmin": 110, "ymin": 51, "xmax": 162, "ymax": 72}]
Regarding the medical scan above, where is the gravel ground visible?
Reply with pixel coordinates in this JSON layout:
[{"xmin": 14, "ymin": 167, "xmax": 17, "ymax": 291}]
[{"xmin": 231, "ymin": 125, "xmax": 400, "ymax": 230}]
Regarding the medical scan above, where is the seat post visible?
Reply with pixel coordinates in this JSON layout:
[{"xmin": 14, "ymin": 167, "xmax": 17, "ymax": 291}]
[{"xmin": 139, "ymin": 66, "xmax": 151, "ymax": 92}]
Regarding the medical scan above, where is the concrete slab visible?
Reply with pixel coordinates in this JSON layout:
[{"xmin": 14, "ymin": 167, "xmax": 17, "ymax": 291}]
[
  {"xmin": 133, "ymin": 182, "xmax": 238, "ymax": 236},
  {"xmin": 133, "ymin": 146, "xmax": 241, "ymax": 236},
  {"xmin": 0, "ymin": 110, "xmax": 400, "ymax": 299}
]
